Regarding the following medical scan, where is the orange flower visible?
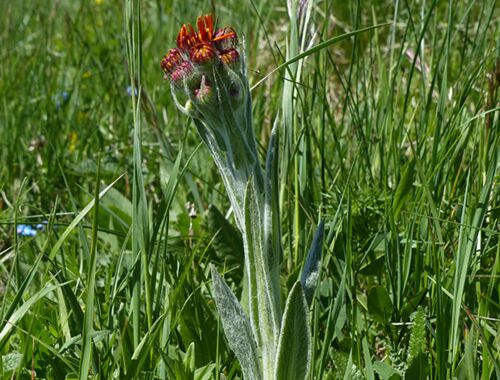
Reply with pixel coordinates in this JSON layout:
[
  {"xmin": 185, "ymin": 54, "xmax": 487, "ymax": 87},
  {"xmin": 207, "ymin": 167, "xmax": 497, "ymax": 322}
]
[
  {"xmin": 196, "ymin": 14, "xmax": 214, "ymax": 43},
  {"xmin": 190, "ymin": 42, "xmax": 217, "ymax": 64},
  {"xmin": 175, "ymin": 14, "xmax": 237, "ymax": 53},
  {"xmin": 161, "ymin": 14, "xmax": 245, "ymax": 112},
  {"xmin": 176, "ymin": 23, "xmax": 199, "ymax": 51}
]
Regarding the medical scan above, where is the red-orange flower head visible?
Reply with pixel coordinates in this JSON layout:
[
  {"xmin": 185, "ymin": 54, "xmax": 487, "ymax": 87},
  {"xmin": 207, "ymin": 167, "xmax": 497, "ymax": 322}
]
[
  {"xmin": 176, "ymin": 14, "xmax": 214, "ymax": 51},
  {"xmin": 190, "ymin": 43, "xmax": 217, "ymax": 65},
  {"xmin": 172, "ymin": 14, "xmax": 239, "ymax": 68},
  {"xmin": 196, "ymin": 14, "xmax": 215, "ymax": 43},
  {"xmin": 161, "ymin": 14, "xmax": 245, "ymax": 114},
  {"xmin": 176, "ymin": 23, "xmax": 198, "ymax": 51}
]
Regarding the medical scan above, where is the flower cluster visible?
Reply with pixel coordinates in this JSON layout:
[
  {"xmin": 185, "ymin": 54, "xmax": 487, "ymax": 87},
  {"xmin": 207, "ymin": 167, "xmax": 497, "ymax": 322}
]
[
  {"xmin": 161, "ymin": 14, "xmax": 243, "ymax": 115},
  {"xmin": 160, "ymin": 14, "xmax": 259, "ymax": 229}
]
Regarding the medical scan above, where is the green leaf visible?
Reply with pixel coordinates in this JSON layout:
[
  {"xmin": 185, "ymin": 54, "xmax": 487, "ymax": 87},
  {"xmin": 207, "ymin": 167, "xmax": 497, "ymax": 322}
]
[
  {"xmin": 243, "ymin": 176, "xmax": 280, "ymax": 368},
  {"xmin": 100, "ymin": 187, "xmax": 133, "ymax": 229},
  {"xmin": 450, "ymin": 157, "xmax": 496, "ymax": 366},
  {"xmin": 275, "ymin": 281, "xmax": 311, "ymax": 380},
  {"xmin": 0, "ymin": 282, "xmax": 67, "ymax": 347},
  {"xmin": 183, "ymin": 342, "xmax": 196, "ymax": 373},
  {"xmin": 79, "ymin": 154, "xmax": 102, "ymax": 380},
  {"xmin": 264, "ymin": 117, "xmax": 280, "ymax": 237},
  {"xmin": 264, "ymin": 117, "xmax": 283, "ymax": 312},
  {"xmin": 342, "ymin": 351, "xmax": 354, "ymax": 380},
  {"xmin": 194, "ymin": 363, "xmax": 216, "ymax": 380},
  {"xmin": 47, "ymin": 172, "xmax": 126, "ymax": 261},
  {"xmin": 405, "ymin": 352, "xmax": 428, "ymax": 379},
  {"xmin": 463, "ymin": 325, "xmax": 476, "ymax": 380},
  {"xmin": 405, "ymin": 307, "xmax": 428, "ymax": 379},
  {"xmin": 300, "ymin": 221, "xmax": 325, "ymax": 306},
  {"xmin": 400, "ymin": 289, "xmax": 427, "ymax": 321},
  {"xmin": 367, "ymin": 286, "xmax": 393, "ymax": 325},
  {"xmin": 392, "ymin": 158, "xmax": 415, "ymax": 217},
  {"xmin": 207, "ymin": 204, "xmax": 244, "ymax": 264},
  {"xmin": 210, "ymin": 266, "xmax": 261, "ymax": 380},
  {"xmin": 128, "ymin": 314, "xmax": 166, "ymax": 377},
  {"xmin": 373, "ymin": 362, "xmax": 402, "ymax": 380}
]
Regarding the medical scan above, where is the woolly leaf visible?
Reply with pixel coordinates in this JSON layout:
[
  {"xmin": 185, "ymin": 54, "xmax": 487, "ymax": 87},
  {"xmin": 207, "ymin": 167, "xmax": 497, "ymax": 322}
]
[
  {"xmin": 210, "ymin": 266, "xmax": 261, "ymax": 380},
  {"xmin": 300, "ymin": 221, "xmax": 325, "ymax": 306},
  {"xmin": 275, "ymin": 281, "xmax": 311, "ymax": 380}
]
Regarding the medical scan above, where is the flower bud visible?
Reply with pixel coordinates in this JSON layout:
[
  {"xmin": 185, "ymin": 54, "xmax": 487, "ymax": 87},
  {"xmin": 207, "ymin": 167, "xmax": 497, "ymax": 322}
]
[
  {"xmin": 194, "ymin": 75, "xmax": 216, "ymax": 105},
  {"xmin": 161, "ymin": 48, "xmax": 184, "ymax": 76},
  {"xmin": 170, "ymin": 61, "xmax": 197, "ymax": 87},
  {"xmin": 214, "ymin": 27, "xmax": 238, "ymax": 52},
  {"xmin": 219, "ymin": 48, "xmax": 240, "ymax": 67}
]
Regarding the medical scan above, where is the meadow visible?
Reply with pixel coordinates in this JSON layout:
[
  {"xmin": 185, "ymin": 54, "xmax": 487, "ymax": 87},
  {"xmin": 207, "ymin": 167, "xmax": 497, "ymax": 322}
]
[{"xmin": 0, "ymin": 0, "xmax": 499, "ymax": 379}]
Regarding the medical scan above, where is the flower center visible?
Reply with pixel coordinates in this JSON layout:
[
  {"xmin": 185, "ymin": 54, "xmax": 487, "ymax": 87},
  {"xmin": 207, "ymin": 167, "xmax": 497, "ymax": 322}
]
[{"xmin": 190, "ymin": 43, "xmax": 217, "ymax": 64}]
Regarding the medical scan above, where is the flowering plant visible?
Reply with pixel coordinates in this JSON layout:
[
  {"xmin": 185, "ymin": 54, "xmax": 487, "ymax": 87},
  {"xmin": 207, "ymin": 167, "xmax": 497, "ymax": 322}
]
[
  {"xmin": 161, "ymin": 14, "xmax": 324, "ymax": 380},
  {"xmin": 161, "ymin": 14, "xmax": 260, "ymax": 228}
]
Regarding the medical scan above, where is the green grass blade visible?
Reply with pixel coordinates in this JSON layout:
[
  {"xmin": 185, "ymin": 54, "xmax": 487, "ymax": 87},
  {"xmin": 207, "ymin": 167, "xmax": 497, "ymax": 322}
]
[{"xmin": 78, "ymin": 155, "xmax": 102, "ymax": 379}]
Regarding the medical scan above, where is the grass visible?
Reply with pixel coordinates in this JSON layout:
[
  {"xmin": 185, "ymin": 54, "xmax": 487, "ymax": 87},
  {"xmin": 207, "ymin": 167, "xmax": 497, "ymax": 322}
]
[{"xmin": 0, "ymin": 0, "xmax": 499, "ymax": 379}]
